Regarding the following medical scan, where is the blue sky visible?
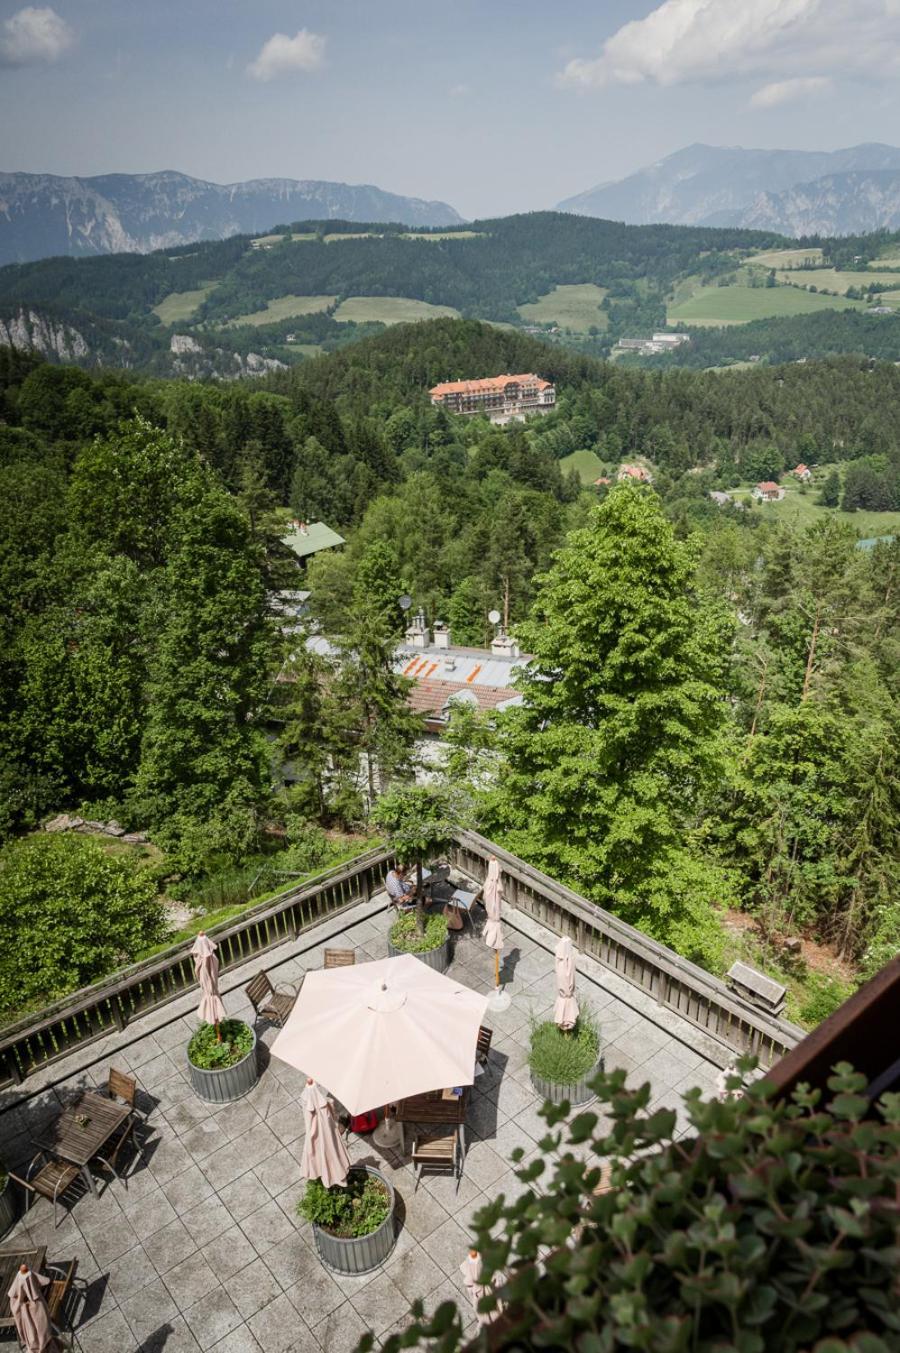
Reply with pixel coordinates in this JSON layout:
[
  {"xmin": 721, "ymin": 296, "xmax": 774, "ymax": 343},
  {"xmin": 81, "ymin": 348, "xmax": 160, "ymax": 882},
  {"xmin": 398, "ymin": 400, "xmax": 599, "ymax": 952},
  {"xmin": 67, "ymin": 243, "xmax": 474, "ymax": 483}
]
[{"xmin": 1, "ymin": 0, "xmax": 899, "ymax": 218}]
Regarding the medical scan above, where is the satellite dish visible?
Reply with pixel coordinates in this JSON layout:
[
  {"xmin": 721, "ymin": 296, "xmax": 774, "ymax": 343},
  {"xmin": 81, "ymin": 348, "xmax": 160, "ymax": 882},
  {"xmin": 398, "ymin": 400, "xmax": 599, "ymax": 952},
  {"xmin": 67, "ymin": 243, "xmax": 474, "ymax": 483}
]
[
  {"xmin": 488, "ymin": 609, "xmax": 501, "ymax": 625},
  {"xmin": 399, "ymin": 595, "xmax": 413, "ymax": 612}
]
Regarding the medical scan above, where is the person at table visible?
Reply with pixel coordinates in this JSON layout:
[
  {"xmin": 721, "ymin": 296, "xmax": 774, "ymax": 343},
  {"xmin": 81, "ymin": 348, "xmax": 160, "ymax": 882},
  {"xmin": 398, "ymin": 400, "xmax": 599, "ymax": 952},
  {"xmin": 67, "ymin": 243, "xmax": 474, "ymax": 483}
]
[{"xmin": 385, "ymin": 864, "xmax": 416, "ymax": 910}]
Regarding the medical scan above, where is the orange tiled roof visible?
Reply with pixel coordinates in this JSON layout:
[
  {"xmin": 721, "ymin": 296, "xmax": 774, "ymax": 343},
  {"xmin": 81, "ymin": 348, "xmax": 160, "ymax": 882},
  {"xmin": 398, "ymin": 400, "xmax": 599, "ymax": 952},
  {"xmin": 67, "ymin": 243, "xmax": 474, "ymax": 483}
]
[
  {"xmin": 407, "ymin": 679, "xmax": 519, "ymax": 717},
  {"xmin": 430, "ymin": 373, "xmax": 551, "ymax": 397}
]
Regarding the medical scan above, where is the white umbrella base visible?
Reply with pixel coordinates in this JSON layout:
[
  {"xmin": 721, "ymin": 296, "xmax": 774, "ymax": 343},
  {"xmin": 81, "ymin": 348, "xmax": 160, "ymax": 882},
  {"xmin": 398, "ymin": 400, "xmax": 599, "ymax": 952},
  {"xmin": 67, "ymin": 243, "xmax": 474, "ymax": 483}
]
[
  {"xmin": 372, "ymin": 1116, "xmax": 404, "ymax": 1150},
  {"xmin": 487, "ymin": 989, "xmax": 511, "ymax": 1012}
]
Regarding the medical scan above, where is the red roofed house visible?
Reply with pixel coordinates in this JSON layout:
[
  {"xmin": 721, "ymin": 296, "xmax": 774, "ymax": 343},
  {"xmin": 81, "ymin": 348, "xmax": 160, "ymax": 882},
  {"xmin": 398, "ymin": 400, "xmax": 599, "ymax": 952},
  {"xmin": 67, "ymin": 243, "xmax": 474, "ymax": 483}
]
[
  {"xmin": 429, "ymin": 373, "xmax": 555, "ymax": 424},
  {"xmin": 753, "ymin": 481, "xmax": 785, "ymax": 502},
  {"xmin": 617, "ymin": 463, "xmax": 653, "ymax": 483},
  {"xmin": 792, "ymin": 463, "xmax": 812, "ymax": 481}
]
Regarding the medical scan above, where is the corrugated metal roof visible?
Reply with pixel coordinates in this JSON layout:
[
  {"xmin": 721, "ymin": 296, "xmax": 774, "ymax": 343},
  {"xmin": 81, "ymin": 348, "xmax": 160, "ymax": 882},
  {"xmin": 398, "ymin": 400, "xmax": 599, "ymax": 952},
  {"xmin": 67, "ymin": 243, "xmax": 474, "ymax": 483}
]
[
  {"xmin": 395, "ymin": 644, "xmax": 529, "ymax": 690},
  {"xmin": 280, "ymin": 521, "xmax": 346, "ymax": 560}
]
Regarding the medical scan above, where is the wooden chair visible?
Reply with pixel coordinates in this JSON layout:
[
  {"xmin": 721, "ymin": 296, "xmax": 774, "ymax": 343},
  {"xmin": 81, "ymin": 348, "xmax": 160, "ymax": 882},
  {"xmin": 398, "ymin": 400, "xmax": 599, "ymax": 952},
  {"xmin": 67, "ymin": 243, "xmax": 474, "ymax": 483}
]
[
  {"xmin": 324, "ymin": 949, "xmax": 355, "ymax": 969},
  {"xmin": 245, "ymin": 970, "xmax": 297, "ymax": 1027},
  {"xmin": 91, "ymin": 1117, "xmax": 141, "ymax": 1189},
  {"xmin": 412, "ymin": 1130, "xmax": 460, "ymax": 1192},
  {"xmin": 476, "ymin": 1026, "xmax": 493, "ymax": 1066},
  {"xmin": 46, "ymin": 1258, "xmax": 78, "ymax": 1348},
  {"xmin": 100, "ymin": 1067, "xmax": 148, "ymax": 1134},
  {"xmin": 8, "ymin": 1152, "xmax": 80, "ymax": 1228}
]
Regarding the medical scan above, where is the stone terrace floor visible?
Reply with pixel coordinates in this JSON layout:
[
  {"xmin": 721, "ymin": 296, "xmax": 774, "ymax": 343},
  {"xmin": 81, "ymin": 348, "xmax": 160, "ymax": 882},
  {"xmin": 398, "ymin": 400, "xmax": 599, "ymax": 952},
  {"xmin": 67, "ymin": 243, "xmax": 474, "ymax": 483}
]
[{"xmin": 0, "ymin": 877, "xmax": 726, "ymax": 1353}]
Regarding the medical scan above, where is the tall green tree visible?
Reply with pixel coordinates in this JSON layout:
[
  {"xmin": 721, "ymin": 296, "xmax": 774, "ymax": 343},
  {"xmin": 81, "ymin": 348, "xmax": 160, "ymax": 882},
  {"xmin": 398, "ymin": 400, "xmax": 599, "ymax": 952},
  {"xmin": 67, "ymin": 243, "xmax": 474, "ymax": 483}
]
[{"xmin": 491, "ymin": 485, "xmax": 729, "ymax": 962}]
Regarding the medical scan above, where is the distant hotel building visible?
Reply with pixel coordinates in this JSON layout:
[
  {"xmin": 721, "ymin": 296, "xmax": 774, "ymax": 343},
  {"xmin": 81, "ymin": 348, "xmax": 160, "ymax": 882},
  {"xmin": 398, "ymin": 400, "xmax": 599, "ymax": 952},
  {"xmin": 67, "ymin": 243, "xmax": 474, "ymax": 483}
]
[{"xmin": 429, "ymin": 373, "xmax": 556, "ymax": 423}]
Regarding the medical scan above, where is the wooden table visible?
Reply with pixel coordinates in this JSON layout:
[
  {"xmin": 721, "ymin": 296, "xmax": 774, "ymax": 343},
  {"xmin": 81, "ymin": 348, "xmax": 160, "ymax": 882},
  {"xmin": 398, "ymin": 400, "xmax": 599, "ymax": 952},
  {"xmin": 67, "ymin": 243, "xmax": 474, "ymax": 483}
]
[
  {"xmin": 0, "ymin": 1245, "xmax": 46, "ymax": 1331},
  {"xmin": 35, "ymin": 1090, "xmax": 130, "ymax": 1197},
  {"xmin": 389, "ymin": 1086, "xmax": 471, "ymax": 1159}
]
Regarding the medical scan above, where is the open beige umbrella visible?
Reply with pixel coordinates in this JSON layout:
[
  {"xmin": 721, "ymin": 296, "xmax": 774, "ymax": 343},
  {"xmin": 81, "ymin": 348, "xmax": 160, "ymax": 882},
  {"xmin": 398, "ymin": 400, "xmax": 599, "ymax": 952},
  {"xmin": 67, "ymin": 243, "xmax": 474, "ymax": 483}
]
[
  {"xmin": 192, "ymin": 932, "xmax": 226, "ymax": 1039},
  {"xmin": 554, "ymin": 935, "xmax": 579, "ymax": 1031},
  {"xmin": 271, "ymin": 954, "xmax": 488, "ymax": 1114},
  {"xmin": 301, "ymin": 1078, "xmax": 351, "ymax": 1188},
  {"xmin": 8, "ymin": 1265, "xmax": 59, "ymax": 1353},
  {"xmin": 459, "ymin": 1249, "xmax": 502, "ymax": 1327}
]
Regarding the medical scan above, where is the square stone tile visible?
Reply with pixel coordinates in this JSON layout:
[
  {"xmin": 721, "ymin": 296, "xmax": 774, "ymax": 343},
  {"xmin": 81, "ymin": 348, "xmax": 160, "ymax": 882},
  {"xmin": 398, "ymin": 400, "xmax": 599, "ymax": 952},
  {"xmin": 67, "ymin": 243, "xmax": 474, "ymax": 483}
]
[
  {"xmin": 253, "ymin": 1146, "xmax": 304, "ymax": 1198},
  {"xmin": 385, "ymin": 1244, "xmax": 445, "ymax": 1304},
  {"xmin": 397, "ymin": 1186, "xmax": 448, "ymax": 1242},
  {"xmin": 181, "ymin": 1194, "xmax": 233, "ymax": 1249},
  {"xmin": 122, "ymin": 1184, "xmax": 179, "ymax": 1237},
  {"xmin": 150, "ymin": 1135, "xmax": 195, "ymax": 1184},
  {"xmin": 162, "ymin": 1250, "xmax": 220, "ymax": 1311},
  {"xmin": 240, "ymin": 1196, "xmax": 295, "ymax": 1255},
  {"xmin": 422, "ymin": 1171, "xmax": 482, "ymax": 1213},
  {"xmin": 209, "ymin": 1329, "xmax": 263, "ymax": 1353},
  {"xmin": 266, "ymin": 1105, "xmax": 304, "ymax": 1148},
  {"xmin": 311, "ymin": 1301, "xmax": 370, "ymax": 1353},
  {"xmin": 461, "ymin": 1141, "xmax": 508, "ymax": 1191},
  {"xmin": 104, "ymin": 1242, "xmax": 160, "ymax": 1304},
  {"xmin": 82, "ymin": 1213, "xmax": 141, "ymax": 1267},
  {"xmin": 74, "ymin": 1305, "xmax": 135, "ymax": 1352},
  {"xmin": 121, "ymin": 1275, "xmax": 179, "ymax": 1341},
  {"xmin": 161, "ymin": 1162, "xmax": 216, "ymax": 1215},
  {"xmin": 143, "ymin": 1217, "xmax": 199, "ymax": 1275},
  {"xmin": 349, "ymin": 1270, "xmax": 408, "ymax": 1337},
  {"xmin": 136, "ymin": 1313, "xmax": 203, "ymax": 1352},
  {"xmin": 183, "ymin": 1287, "xmax": 243, "ymax": 1350},
  {"xmin": 218, "ymin": 1171, "xmax": 271, "ymax": 1224},
  {"xmin": 181, "ymin": 1119, "xmax": 230, "ymax": 1162},
  {"xmin": 248, "ymin": 1292, "xmax": 313, "ymax": 1353},
  {"xmin": 200, "ymin": 1223, "xmax": 260, "ymax": 1282},
  {"xmin": 226, "ymin": 1256, "xmax": 283, "ymax": 1318},
  {"xmin": 282, "ymin": 1260, "xmax": 344, "ymax": 1324},
  {"xmin": 420, "ymin": 1215, "xmax": 473, "ymax": 1279},
  {"xmin": 164, "ymin": 1099, "xmax": 215, "ymax": 1139}
]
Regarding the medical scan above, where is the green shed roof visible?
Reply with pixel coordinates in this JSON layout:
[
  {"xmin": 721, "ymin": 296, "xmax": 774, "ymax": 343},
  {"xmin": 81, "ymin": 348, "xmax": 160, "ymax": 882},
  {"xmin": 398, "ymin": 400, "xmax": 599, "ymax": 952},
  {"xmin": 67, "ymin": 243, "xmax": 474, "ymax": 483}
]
[{"xmin": 280, "ymin": 521, "xmax": 346, "ymax": 560}]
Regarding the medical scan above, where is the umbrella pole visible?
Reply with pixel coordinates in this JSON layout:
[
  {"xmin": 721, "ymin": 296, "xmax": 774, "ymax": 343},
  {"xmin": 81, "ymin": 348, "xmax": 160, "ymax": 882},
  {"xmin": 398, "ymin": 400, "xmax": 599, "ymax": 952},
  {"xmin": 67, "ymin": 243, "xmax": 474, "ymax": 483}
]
[
  {"xmin": 215, "ymin": 1020, "xmax": 221, "ymax": 1043},
  {"xmin": 494, "ymin": 951, "xmax": 500, "ymax": 989}
]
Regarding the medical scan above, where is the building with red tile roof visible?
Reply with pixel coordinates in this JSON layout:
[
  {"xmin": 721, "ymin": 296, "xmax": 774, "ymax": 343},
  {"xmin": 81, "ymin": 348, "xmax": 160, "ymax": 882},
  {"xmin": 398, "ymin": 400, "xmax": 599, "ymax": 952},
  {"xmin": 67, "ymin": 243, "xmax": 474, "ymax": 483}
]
[{"xmin": 429, "ymin": 373, "xmax": 555, "ymax": 422}]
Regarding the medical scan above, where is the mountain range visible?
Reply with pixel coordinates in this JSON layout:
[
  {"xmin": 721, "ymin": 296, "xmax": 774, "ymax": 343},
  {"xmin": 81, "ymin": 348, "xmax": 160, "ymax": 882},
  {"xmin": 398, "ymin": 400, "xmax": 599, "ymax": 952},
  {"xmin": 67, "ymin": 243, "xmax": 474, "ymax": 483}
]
[
  {"xmin": 557, "ymin": 143, "xmax": 900, "ymax": 236},
  {"xmin": 0, "ymin": 171, "xmax": 462, "ymax": 265}
]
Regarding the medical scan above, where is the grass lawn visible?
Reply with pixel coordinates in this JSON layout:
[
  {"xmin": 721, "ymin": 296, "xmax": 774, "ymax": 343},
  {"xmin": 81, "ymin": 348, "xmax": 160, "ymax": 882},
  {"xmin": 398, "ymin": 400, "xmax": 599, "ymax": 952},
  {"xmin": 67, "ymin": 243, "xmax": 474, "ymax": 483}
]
[
  {"xmin": 332, "ymin": 296, "xmax": 460, "ymax": 324},
  {"xmin": 401, "ymin": 231, "xmax": 484, "ymax": 242},
  {"xmin": 323, "ymin": 232, "xmax": 381, "ymax": 243},
  {"xmin": 731, "ymin": 482, "xmax": 900, "ymax": 536},
  {"xmin": 152, "ymin": 283, "xmax": 217, "ymax": 324},
  {"xmin": 518, "ymin": 283, "xmax": 608, "ymax": 332},
  {"xmin": 668, "ymin": 283, "xmax": 864, "ymax": 326},
  {"xmin": 228, "ymin": 294, "xmax": 337, "ymax": 326},
  {"xmin": 560, "ymin": 448, "xmax": 608, "ymax": 484},
  {"xmin": 745, "ymin": 247, "xmax": 824, "ymax": 269},
  {"xmin": 776, "ymin": 267, "xmax": 900, "ymax": 294}
]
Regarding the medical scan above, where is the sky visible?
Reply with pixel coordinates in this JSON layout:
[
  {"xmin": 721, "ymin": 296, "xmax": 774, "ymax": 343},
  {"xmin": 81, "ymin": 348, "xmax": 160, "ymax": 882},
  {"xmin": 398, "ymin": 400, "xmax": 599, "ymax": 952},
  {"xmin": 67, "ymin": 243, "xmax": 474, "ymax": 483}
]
[{"xmin": 2, "ymin": 0, "xmax": 900, "ymax": 219}]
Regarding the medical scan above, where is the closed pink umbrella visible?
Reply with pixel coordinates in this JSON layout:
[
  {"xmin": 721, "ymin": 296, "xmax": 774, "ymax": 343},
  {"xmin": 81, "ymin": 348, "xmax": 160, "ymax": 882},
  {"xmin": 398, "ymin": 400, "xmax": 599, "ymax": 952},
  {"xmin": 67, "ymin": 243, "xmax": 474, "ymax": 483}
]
[
  {"xmin": 271, "ymin": 954, "xmax": 488, "ymax": 1114},
  {"xmin": 482, "ymin": 856, "xmax": 507, "ymax": 1008},
  {"xmin": 8, "ymin": 1265, "xmax": 59, "ymax": 1353},
  {"xmin": 301, "ymin": 1078, "xmax": 351, "ymax": 1188},
  {"xmin": 459, "ymin": 1249, "xmax": 502, "ymax": 1327},
  {"xmin": 554, "ymin": 935, "xmax": 579, "ymax": 1031},
  {"xmin": 192, "ymin": 932, "xmax": 226, "ymax": 1038}
]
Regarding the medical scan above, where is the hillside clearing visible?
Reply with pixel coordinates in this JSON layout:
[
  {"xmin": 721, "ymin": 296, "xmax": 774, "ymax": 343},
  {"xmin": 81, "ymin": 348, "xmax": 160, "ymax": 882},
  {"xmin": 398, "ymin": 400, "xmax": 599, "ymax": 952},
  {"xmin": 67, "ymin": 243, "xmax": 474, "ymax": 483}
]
[
  {"xmin": 400, "ymin": 231, "xmax": 484, "ymax": 242},
  {"xmin": 667, "ymin": 284, "xmax": 864, "ymax": 326},
  {"xmin": 776, "ymin": 267, "xmax": 900, "ymax": 294},
  {"xmin": 730, "ymin": 484, "xmax": 900, "ymax": 536},
  {"xmin": 745, "ymin": 247, "xmax": 824, "ymax": 269},
  {"xmin": 332, "ymin": 296, "xmax": 460, "ymax": 325},
  {"xmin": 518, "ymin": 283, "xmax": 608, "ymax": 332},
  {"xmin": 152, "ymin": 283, "xmax": 217, "ymax": 324},
  {"xmin": 560, "ymin": 449, "xmax": 608, "ymax": 484},
  {"xmin": 227, "ymin": 294, "xmax": 336, "ymax": 327}
]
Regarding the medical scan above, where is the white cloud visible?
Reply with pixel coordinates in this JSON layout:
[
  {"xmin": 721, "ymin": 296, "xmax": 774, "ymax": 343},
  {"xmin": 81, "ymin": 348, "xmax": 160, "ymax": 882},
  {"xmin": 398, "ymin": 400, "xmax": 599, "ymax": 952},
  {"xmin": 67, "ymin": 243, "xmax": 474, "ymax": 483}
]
[
  {"xmin": 750, "ymin": 75, "xmax": 832, "ymax": 107},
  {"xmin": 247, "ymin": 29, "xmax": 325, "ymax": 82},
  {"xmin": 449, "ymin": 82, "xmax": 470, "ymax": 97},
  {"xmin": 559, "ymin": 0, "xmax": 900, "ymax": 91},
  {"xmin": 0, "ymin": 6, "xmax": 74, "ymax": 67}
]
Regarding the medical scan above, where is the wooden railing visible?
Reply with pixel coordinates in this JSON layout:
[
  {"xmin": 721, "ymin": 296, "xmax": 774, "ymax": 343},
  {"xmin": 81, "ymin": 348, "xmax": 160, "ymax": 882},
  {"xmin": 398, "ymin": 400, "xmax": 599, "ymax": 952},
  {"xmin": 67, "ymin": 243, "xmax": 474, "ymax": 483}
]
[
  {"xmin": 451, "ymin": 830, "xmax": 803, "ymax": 1067},
  {"xmin": 0, "ymin": 829, "xmax": 804, "ymax": 1095},
  {"xmin": 0, "ymin": 845, "xmax": 393, "ymax": 1091}
]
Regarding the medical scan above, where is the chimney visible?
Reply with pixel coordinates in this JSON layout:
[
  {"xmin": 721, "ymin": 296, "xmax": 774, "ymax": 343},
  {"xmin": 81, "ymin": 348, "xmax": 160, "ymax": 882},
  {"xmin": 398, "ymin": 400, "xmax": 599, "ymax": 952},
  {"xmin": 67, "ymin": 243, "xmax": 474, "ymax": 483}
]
[
  {"xmin": 405, "ymin": 608, "xmax": 430, "ymax": 649},
  {"xmin": 491, "ymin": 632, "xmax": 520, "ymax": 659},
  {"xmin": 433, "ymin": 621, "xmax": 450, "ymax": 649}
]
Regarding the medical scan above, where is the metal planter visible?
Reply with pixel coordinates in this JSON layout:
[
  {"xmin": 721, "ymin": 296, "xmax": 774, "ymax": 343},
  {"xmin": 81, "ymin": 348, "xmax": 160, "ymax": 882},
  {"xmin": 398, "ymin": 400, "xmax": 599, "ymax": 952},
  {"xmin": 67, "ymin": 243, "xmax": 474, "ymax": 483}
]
[
  {"xmin": 0, "ymin": 1177, "xmax": 16, "ymax": 1239},
  {"xmin": 387, "ymin": 934, "xmax": 450, "ymax": 973},
  {"xmin": 312, "ymin": 1166, "xmax": 397, "ymax": 1275},
  {"xmin": 187, "ymin": 1027, "xmax": 259, "ymax": 1104},
  {"xmin": 531, "ymin": 1057, "xmax": 601, "ymax": 1107}
]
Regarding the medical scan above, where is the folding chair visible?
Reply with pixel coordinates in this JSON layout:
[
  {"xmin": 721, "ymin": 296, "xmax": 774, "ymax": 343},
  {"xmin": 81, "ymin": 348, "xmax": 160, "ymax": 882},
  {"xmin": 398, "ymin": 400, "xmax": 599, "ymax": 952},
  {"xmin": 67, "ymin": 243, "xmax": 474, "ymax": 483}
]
[
  {"xmin": 8, "ymin": 1153, "xmax": 80, "ymax": 1229},
  {"xmin": 245, "ymin": 970, "xmax": 297, "ymax": 1027}
]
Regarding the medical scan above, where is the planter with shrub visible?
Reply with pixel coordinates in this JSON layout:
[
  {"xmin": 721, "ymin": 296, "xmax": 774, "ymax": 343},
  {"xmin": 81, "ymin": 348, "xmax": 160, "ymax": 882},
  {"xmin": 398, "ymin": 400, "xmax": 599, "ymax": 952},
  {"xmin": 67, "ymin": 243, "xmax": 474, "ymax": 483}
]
[
  {"xmin": 529, "ymin": 1012, "xmax": 600, "ymax": 1106},
  {"xmin": 387, "ymin": 911, "xmax": 450, "ymax": 972},
  {"xmin": 187, "ymin": 1018, "xmax": 258, "ymax": 1103},
  {"xmin": 297, "ymin": 1164, "xmax": 396, "ymax": 1274}
]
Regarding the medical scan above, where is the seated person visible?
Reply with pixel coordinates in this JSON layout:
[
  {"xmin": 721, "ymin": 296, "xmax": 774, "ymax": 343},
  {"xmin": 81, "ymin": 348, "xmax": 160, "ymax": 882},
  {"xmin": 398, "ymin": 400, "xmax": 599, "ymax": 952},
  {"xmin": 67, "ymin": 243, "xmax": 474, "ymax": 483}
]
[{"xmin": 385, "ymin": 863, "xmax": 416, "ymax": 910}]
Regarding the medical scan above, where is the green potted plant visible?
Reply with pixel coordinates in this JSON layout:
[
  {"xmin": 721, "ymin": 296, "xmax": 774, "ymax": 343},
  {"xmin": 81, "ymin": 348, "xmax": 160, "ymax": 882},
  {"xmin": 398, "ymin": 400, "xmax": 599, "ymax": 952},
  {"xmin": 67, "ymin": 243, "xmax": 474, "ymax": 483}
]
[
  {"xmin": 528, "ymin": 1008, "xmax": 600, "ymax": 1107},
  {"xmin": 373, "ymin": 784, "xmax": 468, "ymax": 973},
  {"xmin": 186, "ymin": 1018, "xmax": 259, "ymax": 1103},
  {"xmin": 380, "ymin": 1060, "xmax": 900, "ymax": 1352},
  {"xmin": 297, "ymin": 1165, "xmax": 397, "ymax": 1274}
]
